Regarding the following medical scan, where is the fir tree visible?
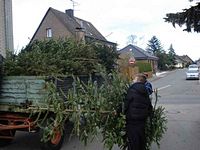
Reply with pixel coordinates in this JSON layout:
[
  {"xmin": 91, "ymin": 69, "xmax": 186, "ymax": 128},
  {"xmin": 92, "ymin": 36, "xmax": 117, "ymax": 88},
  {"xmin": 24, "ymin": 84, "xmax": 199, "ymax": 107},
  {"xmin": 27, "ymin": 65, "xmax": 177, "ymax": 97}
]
[
  {"xmin": 146, "ymin": 36, "xmax": 163, "ymax": 55},
  {"xmin": 164, "ymin": 1, "xmax": 200, "ymax": 33},
  {"xmin": 146, "ymin": 36, "xmax": 169, "ymax": 70},
  {"xmin": 168, "ymin": 44, "xmax": 177, "ymax": 67}
]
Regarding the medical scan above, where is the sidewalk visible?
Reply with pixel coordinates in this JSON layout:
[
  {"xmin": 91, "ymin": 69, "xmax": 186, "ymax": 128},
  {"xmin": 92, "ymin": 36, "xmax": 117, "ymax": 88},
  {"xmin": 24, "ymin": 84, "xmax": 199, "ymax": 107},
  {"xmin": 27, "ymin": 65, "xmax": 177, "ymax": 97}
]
[{"xmin": 149, "ymin": 71, "xmax": 169, "ymax": 82}]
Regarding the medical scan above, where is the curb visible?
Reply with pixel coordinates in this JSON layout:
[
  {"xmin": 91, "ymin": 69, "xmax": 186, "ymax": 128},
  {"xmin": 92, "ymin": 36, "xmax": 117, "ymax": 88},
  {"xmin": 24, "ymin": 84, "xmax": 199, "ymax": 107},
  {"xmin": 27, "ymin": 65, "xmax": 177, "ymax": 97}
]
[{"xmin": 148, "ymin": 70, "xmax": 176, "ymax": 82}]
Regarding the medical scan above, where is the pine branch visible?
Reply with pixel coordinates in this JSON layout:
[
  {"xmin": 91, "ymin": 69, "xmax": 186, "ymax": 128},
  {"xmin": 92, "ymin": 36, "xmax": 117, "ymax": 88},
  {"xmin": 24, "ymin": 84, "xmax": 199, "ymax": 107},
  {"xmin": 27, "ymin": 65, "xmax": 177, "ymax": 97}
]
[{"xmin": 164, "ymin": 3, "xmax": 200, "ymax": 32}]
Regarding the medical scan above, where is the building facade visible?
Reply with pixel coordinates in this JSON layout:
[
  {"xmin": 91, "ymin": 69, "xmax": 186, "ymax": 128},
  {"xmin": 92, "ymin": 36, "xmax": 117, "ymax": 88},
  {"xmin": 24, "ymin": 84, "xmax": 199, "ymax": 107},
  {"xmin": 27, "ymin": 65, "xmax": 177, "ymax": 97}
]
[
  {"xmin": 30, "ymin": 8, "xmax": 116, "ymax": 48},
  {"xmin": 0, "ymin": 0, "xmax": 14, "ymax": 58}
]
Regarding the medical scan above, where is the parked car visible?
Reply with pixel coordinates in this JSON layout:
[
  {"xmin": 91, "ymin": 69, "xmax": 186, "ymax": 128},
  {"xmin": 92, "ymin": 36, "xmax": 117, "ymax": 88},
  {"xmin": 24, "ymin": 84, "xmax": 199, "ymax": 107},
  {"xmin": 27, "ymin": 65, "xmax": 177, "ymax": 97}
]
[
  {"xmin": 186, "ymin": 70, "xmax": 200, "ymax": 80},
  {"xmin": 188, "ymin": 64, "xmax": 199, "ymax": 71}
]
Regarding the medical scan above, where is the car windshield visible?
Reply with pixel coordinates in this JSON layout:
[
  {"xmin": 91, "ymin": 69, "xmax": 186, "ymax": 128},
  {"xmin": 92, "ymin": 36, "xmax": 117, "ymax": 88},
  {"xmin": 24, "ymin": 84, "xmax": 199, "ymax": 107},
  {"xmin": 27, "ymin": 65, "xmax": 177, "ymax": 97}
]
[
  {"xmin": 189, "ymin": 65, "xmax": 198, "ymax": 68},
  {"xmin": 187, "ymin": 70, "xmax": 198, "ymax": 73}
]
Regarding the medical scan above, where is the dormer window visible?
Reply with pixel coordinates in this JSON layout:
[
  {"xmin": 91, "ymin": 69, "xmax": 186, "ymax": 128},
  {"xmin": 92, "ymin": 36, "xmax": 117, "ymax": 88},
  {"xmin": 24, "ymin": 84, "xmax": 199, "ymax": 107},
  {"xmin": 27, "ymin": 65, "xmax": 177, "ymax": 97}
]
[{"xmin": 46, "ymin": 28, "xmax": 52, "ymax": 38}]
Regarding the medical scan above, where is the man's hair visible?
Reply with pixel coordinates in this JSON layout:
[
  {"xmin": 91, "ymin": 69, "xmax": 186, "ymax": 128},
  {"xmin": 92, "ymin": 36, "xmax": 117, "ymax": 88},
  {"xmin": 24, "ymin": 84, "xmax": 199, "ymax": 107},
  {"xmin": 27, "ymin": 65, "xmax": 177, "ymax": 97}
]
[{"xmin": 135, "ymin": 73, "xmax": 147, "ymax": 83}]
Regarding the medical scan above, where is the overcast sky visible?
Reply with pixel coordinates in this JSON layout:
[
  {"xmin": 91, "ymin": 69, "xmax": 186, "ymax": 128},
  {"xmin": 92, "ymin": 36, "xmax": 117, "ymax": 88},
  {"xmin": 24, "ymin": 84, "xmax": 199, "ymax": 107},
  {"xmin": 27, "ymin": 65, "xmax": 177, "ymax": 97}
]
[{"xmin": 12, "ymin": 0, "xmax": 200, "ymax": 61}]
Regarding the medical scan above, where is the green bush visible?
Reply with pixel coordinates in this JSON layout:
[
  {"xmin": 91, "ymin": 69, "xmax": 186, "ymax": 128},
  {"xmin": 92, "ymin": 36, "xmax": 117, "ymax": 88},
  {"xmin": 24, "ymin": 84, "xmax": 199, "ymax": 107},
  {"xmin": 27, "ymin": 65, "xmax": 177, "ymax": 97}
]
[
  {"xmin": 3, "ymin": 38, "xmax": 118, "ymax": 76},
  {"xmin": 136, "ymin": 61, "xmax": 152, "ymax": 73}
]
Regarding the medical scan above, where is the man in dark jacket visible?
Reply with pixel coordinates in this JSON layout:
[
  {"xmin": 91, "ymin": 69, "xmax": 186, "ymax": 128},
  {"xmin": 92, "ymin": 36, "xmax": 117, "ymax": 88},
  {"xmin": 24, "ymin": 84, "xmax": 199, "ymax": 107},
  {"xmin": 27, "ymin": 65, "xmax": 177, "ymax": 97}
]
[{"xmin": 124, "ymin": 74, "xmax": 152, "ymax": 150}]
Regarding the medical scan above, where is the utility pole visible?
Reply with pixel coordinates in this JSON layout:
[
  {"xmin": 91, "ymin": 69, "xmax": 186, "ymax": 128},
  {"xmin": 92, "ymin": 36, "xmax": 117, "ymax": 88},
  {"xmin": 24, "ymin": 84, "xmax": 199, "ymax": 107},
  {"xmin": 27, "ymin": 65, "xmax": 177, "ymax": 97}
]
[{"xmin": 0, "ymin": 0, "xmax": 14, "ymax": 57}]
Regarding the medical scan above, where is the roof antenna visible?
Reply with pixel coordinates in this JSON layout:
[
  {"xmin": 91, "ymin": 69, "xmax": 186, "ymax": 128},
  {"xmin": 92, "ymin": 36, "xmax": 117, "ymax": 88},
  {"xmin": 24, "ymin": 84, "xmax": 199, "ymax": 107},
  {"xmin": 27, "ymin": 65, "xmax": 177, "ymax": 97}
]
[{"xmin": 70, "ymin": 0, "xmax": 79, "ymax": 10}]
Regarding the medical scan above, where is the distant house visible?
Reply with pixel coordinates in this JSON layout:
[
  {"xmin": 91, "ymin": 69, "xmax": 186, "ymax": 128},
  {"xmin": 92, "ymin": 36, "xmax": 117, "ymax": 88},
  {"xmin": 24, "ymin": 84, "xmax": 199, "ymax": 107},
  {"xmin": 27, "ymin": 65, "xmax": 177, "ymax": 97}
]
[
  {"xmin": 195, "ymin": 58, "xmax": 200, "ymax": 66},
  {"xmin": 118, "ymin": 44, "xmax": 158, "ymax": 73},
  {"xmin": 179, "ymin": 55, "xmax": 194, "ymax": 67},
  {"xmin": 174, "ymin": 55, "xmax": 188, "ymax": 68},
  {"xmin": 30, "ymin": 7, "xmax": 116, "ymax": 47}
]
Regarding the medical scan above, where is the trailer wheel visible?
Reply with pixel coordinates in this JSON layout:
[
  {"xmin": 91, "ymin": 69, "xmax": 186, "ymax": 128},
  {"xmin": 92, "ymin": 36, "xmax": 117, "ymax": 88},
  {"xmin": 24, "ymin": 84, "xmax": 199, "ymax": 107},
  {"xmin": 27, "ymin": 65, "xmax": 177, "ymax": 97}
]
[
  {"xmin": 39, "ymin": 118, "xmax": 67, "ymax": 150},
  {"xmin": 40, "ymin": 128, "xmax": 64, "ymax": 150},
  {"xmin": 0, "ymin": 130, "xmax": 16, "ymax": 147}
]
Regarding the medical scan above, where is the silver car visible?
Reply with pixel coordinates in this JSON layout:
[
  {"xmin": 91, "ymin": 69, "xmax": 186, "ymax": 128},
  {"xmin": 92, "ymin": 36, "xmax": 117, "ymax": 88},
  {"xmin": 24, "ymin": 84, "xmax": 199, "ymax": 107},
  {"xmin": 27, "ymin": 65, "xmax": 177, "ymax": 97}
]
[
  {"xmin": 188, "ymin": 64, "xmax": 199, "ymax": 71},
  {"xmin": 186, "ymin": 70, "xmax": 200, "ymax": 80}
]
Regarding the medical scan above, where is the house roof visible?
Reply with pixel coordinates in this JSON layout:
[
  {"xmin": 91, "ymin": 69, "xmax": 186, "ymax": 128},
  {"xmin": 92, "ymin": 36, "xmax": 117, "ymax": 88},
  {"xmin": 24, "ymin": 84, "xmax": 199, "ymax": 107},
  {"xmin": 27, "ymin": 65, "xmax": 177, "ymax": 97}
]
[
  {"xmin": 118, "ymin": 44, "xmax": 158, "ymax": 60},
  {"xmin": 175, "ymin": 55, "xmax": 188, "ymax": 63},
  {"xmin": 179, "ymin": 55, "xmax": 194, "ymax": 64},
  {"xmin": 75, "ymin": 17, "xmax": 107, "ymax": 41},
  {"xmin": 50, "ymin": 7, "xmax": 80, "ymax": 36},
  {"xmin": 195, "ymin": 58, "xmax": 200, "ymax": 63},
  {"xmin": 31, "ymin": 7, "xmax": 108, "ymax": 43}
]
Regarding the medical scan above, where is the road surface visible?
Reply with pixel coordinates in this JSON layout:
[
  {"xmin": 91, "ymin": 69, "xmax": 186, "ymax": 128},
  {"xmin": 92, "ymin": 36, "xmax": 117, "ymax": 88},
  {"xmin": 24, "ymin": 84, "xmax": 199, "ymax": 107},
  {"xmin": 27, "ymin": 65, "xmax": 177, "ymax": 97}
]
[{"xmin": 151, "ymin": 69, "xmax": 200, "ymax": 150}]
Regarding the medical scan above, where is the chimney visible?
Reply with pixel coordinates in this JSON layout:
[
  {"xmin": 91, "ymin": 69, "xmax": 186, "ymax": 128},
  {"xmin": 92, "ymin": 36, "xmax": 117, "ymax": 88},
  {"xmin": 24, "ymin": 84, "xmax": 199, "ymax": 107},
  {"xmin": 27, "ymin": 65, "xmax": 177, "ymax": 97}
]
[{"xmin": 65, "ymin": 9, "xmax": 74, "ymax": 18}]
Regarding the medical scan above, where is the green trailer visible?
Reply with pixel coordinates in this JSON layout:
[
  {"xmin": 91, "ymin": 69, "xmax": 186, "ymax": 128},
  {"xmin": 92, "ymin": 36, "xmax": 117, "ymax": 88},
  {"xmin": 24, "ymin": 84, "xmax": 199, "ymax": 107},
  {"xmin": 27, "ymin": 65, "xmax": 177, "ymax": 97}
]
[{"xmin": 0, "ymin": 76, "xmax": 71, "ymax": 150}]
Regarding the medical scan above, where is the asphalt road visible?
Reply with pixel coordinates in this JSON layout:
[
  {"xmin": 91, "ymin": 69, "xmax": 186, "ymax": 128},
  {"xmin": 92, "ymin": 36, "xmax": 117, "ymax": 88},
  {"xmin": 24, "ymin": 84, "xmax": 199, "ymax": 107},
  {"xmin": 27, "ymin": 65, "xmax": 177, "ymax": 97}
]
[
  {"xmin": 151, "ymin": 69, "xmax": 200, "ymax": 150},
  {"xmin": 151, "ymin": 69, "xmax": 200, "ymax": 104},
  {"xmin": 1, "ymin": 69, "xmax": 200, "ymax": 150}
]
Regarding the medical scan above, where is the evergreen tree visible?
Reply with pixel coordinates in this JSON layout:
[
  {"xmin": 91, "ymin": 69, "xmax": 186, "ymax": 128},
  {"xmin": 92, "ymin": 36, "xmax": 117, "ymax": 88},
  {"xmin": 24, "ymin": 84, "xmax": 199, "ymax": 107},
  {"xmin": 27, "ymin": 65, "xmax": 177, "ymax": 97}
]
[
  {"xmin": 146, "ymin": 36, "xmax": 163, "ymax": 55},
  {"xmin": 3, "ymin": 39, "xmax": 119, "ymax": 76},
  {"xmin": 164, "ymin": 1, "xmax": 200, "ymax": 33},
  {"xmin": 156, "ymin": 51, "xmax": 169, "ymax": 71},
  {"xmin": 168, "ymin": 44, "xmax": 177, "ymax": 68},
  {"xmin": 146, "ymin": 36, "xmax": 168, "ymax": 70}
]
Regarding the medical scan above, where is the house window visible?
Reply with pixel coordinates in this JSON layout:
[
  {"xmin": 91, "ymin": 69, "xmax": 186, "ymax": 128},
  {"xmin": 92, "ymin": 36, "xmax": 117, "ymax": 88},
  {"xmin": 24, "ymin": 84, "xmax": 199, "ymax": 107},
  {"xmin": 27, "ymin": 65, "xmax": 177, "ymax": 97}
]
[{"xmin": 46, "ymin": 28, "xmax": 52, "ymax": 38}]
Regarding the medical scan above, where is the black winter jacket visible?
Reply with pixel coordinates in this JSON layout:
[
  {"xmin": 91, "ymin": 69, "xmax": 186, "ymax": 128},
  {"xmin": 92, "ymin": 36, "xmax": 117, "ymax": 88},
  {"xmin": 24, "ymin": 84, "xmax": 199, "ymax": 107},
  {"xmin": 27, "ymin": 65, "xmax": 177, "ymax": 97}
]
[{"xmin": 124, "ymin": 82, "xmax": 152, "ymax": 121}]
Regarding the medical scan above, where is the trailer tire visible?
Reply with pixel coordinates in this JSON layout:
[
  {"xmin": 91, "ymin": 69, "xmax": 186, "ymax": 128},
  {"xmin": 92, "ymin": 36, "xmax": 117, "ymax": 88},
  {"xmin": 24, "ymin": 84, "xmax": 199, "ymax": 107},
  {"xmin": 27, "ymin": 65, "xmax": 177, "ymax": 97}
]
[
  {"xmin": 39, "ymin": 117, "xmax": 73, "ymax": 150},
  {"xmin": 40, "ymin": 129, "xmax": 64, "ymax": 150},
  {"xmin": 0, "ymin": 130, "xmax": 16, "ymax": 147},
  {"xmin": 39, "ymin": 124, "xmax": 65, "ymax": 150}
]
